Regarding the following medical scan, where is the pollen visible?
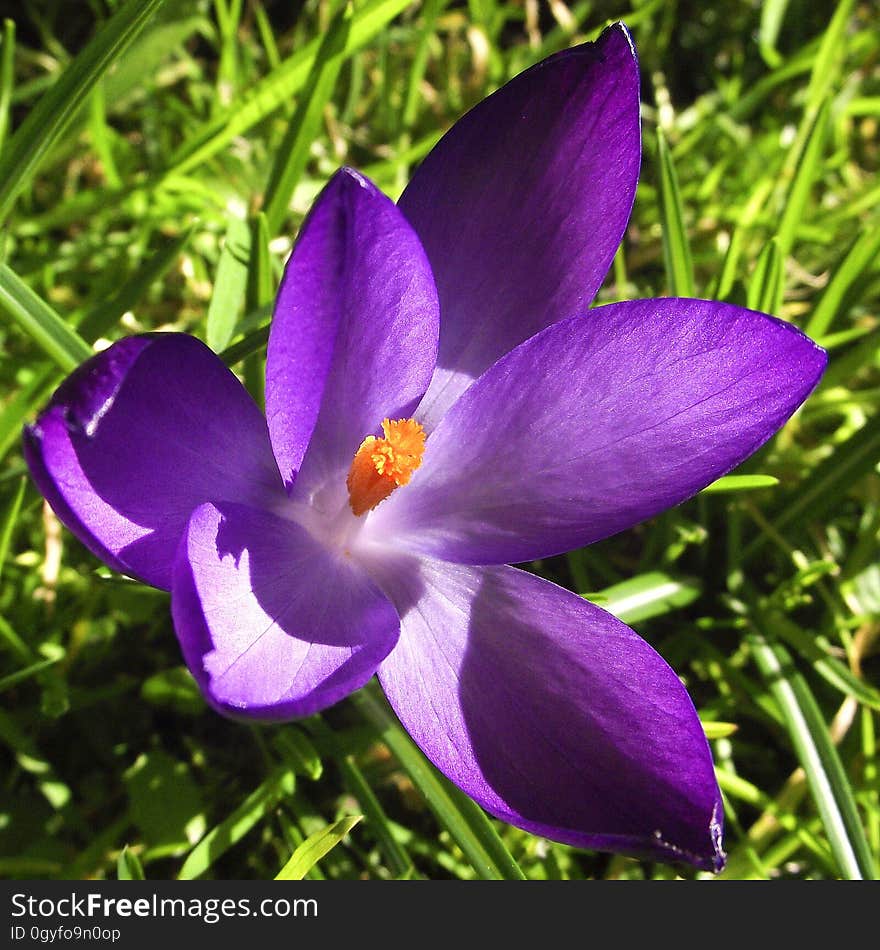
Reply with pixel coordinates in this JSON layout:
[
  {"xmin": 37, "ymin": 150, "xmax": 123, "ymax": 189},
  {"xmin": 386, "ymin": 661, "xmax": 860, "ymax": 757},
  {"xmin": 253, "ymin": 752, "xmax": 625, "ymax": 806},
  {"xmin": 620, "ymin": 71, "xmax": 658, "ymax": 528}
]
[{"xmin": 347, "ymin": 417, "xmax": 426, "ymax": 516}]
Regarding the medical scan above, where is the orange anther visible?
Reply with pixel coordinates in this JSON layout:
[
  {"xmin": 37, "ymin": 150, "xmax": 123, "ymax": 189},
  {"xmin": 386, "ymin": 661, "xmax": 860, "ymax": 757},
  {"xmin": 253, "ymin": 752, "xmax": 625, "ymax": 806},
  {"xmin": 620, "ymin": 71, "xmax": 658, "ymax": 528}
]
[{"xmin": 346, "ymin": 418, "xmax": 425, "ymax": 516}]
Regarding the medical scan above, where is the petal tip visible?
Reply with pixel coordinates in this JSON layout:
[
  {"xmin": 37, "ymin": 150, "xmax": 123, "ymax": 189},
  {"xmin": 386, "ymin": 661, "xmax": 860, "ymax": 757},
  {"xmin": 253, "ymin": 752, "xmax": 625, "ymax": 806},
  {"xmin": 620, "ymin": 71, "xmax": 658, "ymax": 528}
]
[
  {"xmin": 812, "ymin": 336, "xmax": 830, "ymax": 370},
  {"xmin": 648, "ymin": 799, "xmax": 726, "ymax": 872},
  {"xmin": 45, "ymin": 335, "xmax": 156, "ymax": 438},
  {"xmin": 21, "ymin": 417, "xmax": 50, "ymax": 492},
  {"xmin": 708, "ymin": 803, "xmax": 727, "ymax": 873},
  {"xmin": 774, "ymin": 313, "xmax": 829, "ymax": 397},
  {"xmin": 338, "ymin": 165, "xmax": 369, "ymax": 187},
  {"xmin": 331, "ymin": 165, "xmax": 379, "ymax": 199},
  {"xmin": 317, "ymin": 166, "xmax": 397, "ymax": 223},
  {"xmin": 600, "ymin": 20, "xmax": 638, "ymax": 64},
  {"xmin": 22, "ymin": 418, "xmax": 42, "ymax": 450},
  {"xmin": 313, "ymin": 167, "xmax": 377, "ymax": 217}
]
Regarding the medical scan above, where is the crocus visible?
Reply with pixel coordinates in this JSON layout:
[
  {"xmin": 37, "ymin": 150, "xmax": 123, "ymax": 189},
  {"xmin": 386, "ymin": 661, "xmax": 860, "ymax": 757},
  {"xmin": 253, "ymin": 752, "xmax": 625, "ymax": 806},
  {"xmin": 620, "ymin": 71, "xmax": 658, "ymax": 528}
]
[{"xmin": 24, "ymin": 23, "xmax": 825, "ymax": 871}]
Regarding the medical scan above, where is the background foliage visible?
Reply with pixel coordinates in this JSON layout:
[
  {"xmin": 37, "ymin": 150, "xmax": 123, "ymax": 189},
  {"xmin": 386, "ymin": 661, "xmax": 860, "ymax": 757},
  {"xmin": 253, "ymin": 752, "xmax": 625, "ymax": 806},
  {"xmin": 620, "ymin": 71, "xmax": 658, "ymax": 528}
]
[{"xmin": 0, "ymin": 0, "xmax": 878, "ymax": 880}]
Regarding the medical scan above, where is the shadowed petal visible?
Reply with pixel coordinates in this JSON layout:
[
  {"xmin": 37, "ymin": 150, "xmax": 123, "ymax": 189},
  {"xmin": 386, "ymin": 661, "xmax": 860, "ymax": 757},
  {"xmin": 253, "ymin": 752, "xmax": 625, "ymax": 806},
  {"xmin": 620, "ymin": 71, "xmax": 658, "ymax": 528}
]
[
  {"xmin": 23, "ymin": 334, "xmax": 283, "ymax": 590},
  {"xmin": 265, "ymin": 168, "xmax": 439, "ymax": 499},
  {"xmin": 367, "ymin": 299, "xmax": 827, "ymax": 564},
  {"xmin": 369, "ymin": 555, "xmax": 724, "ymax": 870},
  {"xmin": 173, "ymin": 501, "xmax": 399, "ymax": 719},
  {"xmin": 400, "ymin": 22, "xmax": 641, "ymax": 430}
]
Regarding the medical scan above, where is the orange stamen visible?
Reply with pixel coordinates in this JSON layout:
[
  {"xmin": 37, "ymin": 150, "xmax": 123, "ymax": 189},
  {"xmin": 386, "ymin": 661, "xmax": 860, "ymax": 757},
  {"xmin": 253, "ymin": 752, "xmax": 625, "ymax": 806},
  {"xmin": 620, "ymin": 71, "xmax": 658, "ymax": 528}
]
[{"xmin": 346, "ymin": 418, "xmax": 425, "ymax": 516}]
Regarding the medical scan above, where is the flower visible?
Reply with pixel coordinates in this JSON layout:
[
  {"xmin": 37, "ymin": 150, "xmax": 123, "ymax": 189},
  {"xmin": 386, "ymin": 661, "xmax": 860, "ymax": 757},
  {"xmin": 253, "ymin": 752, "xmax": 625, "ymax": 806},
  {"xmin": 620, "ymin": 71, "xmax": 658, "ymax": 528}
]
[{"xmin": 23, "ymin": 23, "xmax": 826, "ymax": 872}]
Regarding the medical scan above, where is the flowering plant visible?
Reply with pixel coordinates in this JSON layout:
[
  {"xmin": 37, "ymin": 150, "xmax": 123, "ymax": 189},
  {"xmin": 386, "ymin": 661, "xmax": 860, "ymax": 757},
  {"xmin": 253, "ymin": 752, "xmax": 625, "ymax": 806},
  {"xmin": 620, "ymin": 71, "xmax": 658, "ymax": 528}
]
[{"xmin": 25, "ymin": 23, "xmax": 825, "ymax": 870}]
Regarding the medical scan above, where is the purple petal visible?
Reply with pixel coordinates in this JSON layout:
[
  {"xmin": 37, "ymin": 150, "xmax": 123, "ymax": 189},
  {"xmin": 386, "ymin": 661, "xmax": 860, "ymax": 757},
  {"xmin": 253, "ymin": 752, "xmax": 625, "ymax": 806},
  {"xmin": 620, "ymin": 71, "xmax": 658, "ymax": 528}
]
[
  {"xmin": 172, "ymin": 501, "xmax": 399, "ymax": 719},
  {"xmin": 367, "ymin": 299, "xmax": 827, "ymax": 564},
  {"xmin": 400, "ymin": 22, "xmax": 641, "ymax": 430},
  {"xmin": 265, "ymin": 168, "xmax": 439, "ymax": 499},
  {"xmin": 370, "ymin": 555, "xmax": 724, "ymax": 869},
  {"xmin": 23, "ymin": 334, "xmax": 283, "ymax": 590}
]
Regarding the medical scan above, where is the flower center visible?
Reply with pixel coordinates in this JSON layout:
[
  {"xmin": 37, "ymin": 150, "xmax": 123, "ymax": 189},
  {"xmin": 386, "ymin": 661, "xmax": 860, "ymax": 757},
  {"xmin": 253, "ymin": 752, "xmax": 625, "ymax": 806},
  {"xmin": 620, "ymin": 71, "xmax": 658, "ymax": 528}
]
[{"xmin": 346, "ymin": 418, "xmax": 425, "ymax": 516}]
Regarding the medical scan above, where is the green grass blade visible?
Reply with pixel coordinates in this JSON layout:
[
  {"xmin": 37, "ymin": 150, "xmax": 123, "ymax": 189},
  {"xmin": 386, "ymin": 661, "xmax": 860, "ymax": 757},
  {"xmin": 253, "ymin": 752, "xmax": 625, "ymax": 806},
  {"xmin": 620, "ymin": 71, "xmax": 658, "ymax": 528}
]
[
  {"xmin": 815, "ymin": 332, "xmax": 878, "ymax": 393},
  {"xmin": 815, "ymin": 325, "xmax": 876, "ymax": 351},
  {"xmin": 747, "ymin": 237, "xmax": 784, "ymax": 315},
  {"xmin": 776, "ymin": 99, "xmax": 830, "ymax": 256},
  {"xmin": 247, "ymin": 213, "xmax": 274, "ymax": 311},
  {"xmin": 0, "ymin": 18, "xmax": 14, "ymax": 154},
  {"xmin": 117, "ymin": 845, "xmax": 146, "ymax": 880},
  {"xmin": 0, "ymin": 0, "xmax": 169, "ymax": 225},
  {"xmin": 88, "ymin": 82, "xmax": 120, "ymax": 189},
  {"xmin": 862, "ymin": 709, "xmax": 879, "ymax": 855},
  {"xmin": 307, "ymin": 715, "xmax": 415, "ymax": 877},
  {"xmin": 263, "ymin": 5, "xmax": 351, "ymax": 234},
  {"xmin": 806, "ymin": 222, "xmax": 880, "ymax": 337},
  {"xmin": 339, "ymin": 755, "xmax": 415, "ymax": 878},
  {"xmin": 0, "ymin": 709, "xmax": 71, "ymax": 811},
  {"xmin": 702, "ymin": 721, "xmax": 738, "ymax": 740},
  {"xmin": 0, "ymin": 652, "xmax": 63, "ymax": 694},
  {"xmin": 761, "ymin": 610, "xmax": 880, "ymax": 712},
  {"xmin": 178, "ymin": 767, "xmax": 296, "ymax": 879},
  {"xmin": 585, "ymin": 571, "xmax": 700, "ymax": 624},
  {"xmin": 845, "ymin": 97, "xmax": 880, "ymax": 117},
  {"xmin": 77, "ymin": 228, "xmax": 194, "ymax": 343},
  {"xmin": 351, "ymin": 686, "xmax": 526, "ymax": 880},
  {"xmin": 758, "ymin": 0, "xmax": 790, "ymax": 67},
  {"xmin": 274, "ymin": 727, "xmax": 323, "ymax": 782},
  {"xmin": 767, "ymin": 3, "xmax": 854, "ymax": 200},
  {"xmin": 0, "ymin": 476, "xmax": 26, "ymax": 582},
  {"xmin": 656, "ymin": 127, "xmax": 695, "ymax": 297},
  {"xmin": 140, "ymin": 667, "xmax": 205, "ymax": 716},
  {"xmin": 715, "ymin": 224, "xmax": 744, "ymax": 301},
  {"xmin": 360, "ymin": 130, "xmax": 441, "ymax": 188},
  {"xmin": 253, "ymin": 1, "xmax": 282, "ymax": 72},
  {"xmin": 206, "ymin": 216, "xmax": 251, "ymax": 352},
  {"xmin": 214, "ymin": 0, "xmax": 244, "ymax": 103},
  {"xmin": 275, "ymin": 815, "xmax": 362, "ymax": 880},
  {"xmin": 401, "ymin": 0, "xmax": 448, "ymax": 129},
  {"xmin": 702, "ymin": 474, "xmax": 780, "ymax": 494},
  {"xmin": 243, "ymin": 213, "xmax": 273, "ymax": 404},
  {"xmin": 748, "ymin": 629, "xmax": 876, "ymax": 879},
  {"xmin": 729, "ymin": 35, "xmax": 823, "ymax": 121},
  {"xmin": 0, "ymin": 263, "xmax": 92, "ymax": 371},
  {"xmin": 766, "ymin": 413, "xmax": 880, "ymax": 543},
  {"xmin": 717, "ymin": 768, "xmax": 833, "ymax": 876},
  {"xmin": 220, "ymin": 323, "xmax": 270, "ymax": 366},
  {"xmin": 803, "ymin": 0, "xmax": 855, "ymax": 115},
  {"xmin": 0, "ymin": 370, "xmax": 58, "ymax": 462},
  {"xmin": 0, "ymin": 615, "xmax": 32, "ymax": 665},
  {"xmin": 167, "ymin": 0, "xmax": 412, "ymax": 178},
  {"xmin": 103, "ymin": 11, "xmax": 210, "ymax": 108}
]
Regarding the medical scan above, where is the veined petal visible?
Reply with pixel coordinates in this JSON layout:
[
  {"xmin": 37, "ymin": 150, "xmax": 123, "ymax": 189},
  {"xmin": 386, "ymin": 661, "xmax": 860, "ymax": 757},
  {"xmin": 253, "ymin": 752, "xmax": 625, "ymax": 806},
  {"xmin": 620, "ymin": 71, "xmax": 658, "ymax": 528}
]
[
  {"xmin": 172, "ymin": 501, "xmax": 399, "ymax": 719},
  {"xmin": 370, "ymin": 556, "xmax": 724, "ymax": 870},
  {"xmin": 366, "ymin": 299, "xmax": 827, "ymax": 565},
  {"xmin": 23, "ymin": 334, "xmax": 282, "ymax": 590},
  {"xmin": 265, "ymin": 168, "xmax": 439, "ymax": 499},
  {"xmin": 400, "ymin": 22, "xmax": 641, "ymax": 430}
]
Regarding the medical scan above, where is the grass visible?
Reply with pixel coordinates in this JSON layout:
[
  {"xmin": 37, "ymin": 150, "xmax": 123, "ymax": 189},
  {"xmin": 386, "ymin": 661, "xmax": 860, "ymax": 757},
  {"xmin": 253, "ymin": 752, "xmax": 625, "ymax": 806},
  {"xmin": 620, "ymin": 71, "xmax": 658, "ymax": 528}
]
[{"xmin": 0, "ymin": 0, "xmax": 878, "ymax": 880}]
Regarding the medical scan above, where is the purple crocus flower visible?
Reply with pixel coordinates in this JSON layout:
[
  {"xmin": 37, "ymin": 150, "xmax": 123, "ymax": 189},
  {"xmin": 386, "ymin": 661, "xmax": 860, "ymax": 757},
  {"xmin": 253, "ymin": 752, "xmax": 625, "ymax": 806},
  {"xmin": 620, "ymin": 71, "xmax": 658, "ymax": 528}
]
[{"xmin": 24, "ymin": 23, "xmax": 825, "ymax": 871}]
